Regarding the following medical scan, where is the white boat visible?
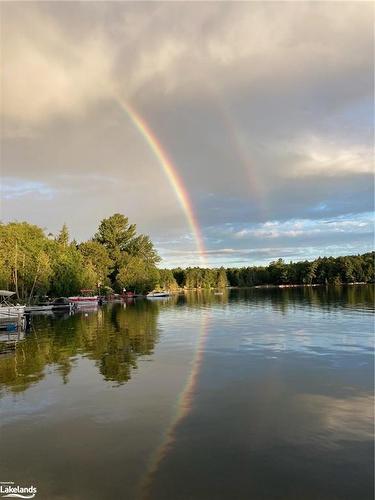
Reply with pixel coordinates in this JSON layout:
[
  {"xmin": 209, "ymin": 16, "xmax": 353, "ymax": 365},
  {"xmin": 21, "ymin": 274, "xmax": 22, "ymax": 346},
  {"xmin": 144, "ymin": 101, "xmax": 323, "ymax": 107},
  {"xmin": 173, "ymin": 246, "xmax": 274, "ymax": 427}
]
[
  {"xmin": 25, "ymin": 304, "xmax": 54, "ymax": 312},
  {"xmin": 0, "ymin": 290, "xmax": 25, "ymax": 318},
  {"xmin": 147, "ymin": 291, "xmax": 171, "ymax": 298},
  {"xmin": 0, "ymin": 305, "xmax": 25, "ymax": 317}
]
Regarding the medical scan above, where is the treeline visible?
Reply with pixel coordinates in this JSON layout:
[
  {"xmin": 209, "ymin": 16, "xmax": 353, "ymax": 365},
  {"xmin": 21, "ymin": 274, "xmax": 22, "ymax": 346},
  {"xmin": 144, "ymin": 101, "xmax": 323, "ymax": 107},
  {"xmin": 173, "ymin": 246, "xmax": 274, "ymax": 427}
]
[
  {"xmin": 171, "ymin": 253, "xmax": 374, "ymax": 288},
  {"xmin": 1, "ymin": 215, "xmax": 373, "ymax": 301},
  {"xmin": 172, "ymin": 267, "xmax": 228, "ymax": 289},
  {"xmin": 0, "ymin": 214, "xmax": 167, "ymax": 301}
]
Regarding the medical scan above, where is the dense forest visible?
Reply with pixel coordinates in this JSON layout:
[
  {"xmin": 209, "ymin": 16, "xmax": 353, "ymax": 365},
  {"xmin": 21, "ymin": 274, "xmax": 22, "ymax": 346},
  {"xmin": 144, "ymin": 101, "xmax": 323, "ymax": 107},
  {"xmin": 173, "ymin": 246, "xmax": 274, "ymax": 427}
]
[
  {"xmin": 0, "ymin": 214, "xmax": 373, "ymax": 302},
  {"xmin": 172, "ymin": 253, "xmax": 374, "ymax": 289},
  {"xmin": 0, "ymin": 214, "xmax": 164, "ymax": 301}
]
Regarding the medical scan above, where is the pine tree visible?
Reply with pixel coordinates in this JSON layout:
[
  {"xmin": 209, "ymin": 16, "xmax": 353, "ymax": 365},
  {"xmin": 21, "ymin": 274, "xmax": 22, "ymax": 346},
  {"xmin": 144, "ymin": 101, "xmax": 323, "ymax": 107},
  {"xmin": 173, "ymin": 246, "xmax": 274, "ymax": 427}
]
[{"xmin": 57, "ymin": 224, "xmax": 69, "ymax": 248}]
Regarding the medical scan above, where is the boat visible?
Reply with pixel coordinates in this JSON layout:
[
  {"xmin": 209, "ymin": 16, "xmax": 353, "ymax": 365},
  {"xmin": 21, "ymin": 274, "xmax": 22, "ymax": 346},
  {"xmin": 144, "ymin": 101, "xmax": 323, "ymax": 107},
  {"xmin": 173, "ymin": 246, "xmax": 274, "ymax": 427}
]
[
  {"xmin": 68, "ymin": 289, "xmax": 98, "ymax": 307},
  {"xmin": 0, "ymin": 290, "xmax": 25, "ymax": 318},
  {"xmin": 68, "ymin": 296, "xmax": 98, "ymax": 307},
  {"xmin": 25, "ymin": 304, "xmax": 54, "ymax": 312},
  {"xmin": 25, "ymin": 299, "xmax": 54, "ymax": 312},
  {"xmin": 51, "ymin": 297, "xmax": 74, "ymax": 310},
  {"xmin": 147, "ymin": 291, "xmax": 171, "ymax": 298}
]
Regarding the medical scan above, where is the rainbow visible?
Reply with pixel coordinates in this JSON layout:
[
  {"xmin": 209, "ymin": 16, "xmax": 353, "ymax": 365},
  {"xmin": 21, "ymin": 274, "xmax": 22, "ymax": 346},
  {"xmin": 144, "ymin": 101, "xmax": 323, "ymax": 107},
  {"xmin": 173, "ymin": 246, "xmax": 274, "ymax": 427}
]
[
  {"xmin": 140, "ymin": 311, "xmax": 210, "ymax": 499},
  {"xmin": 219, "ymin": 107, "xmax": 266, "ymax": 212},
  {"xmin": 202, "ymin": 82, "xmax": 267, "ymax": 216},
  {"xmin": 116, "ymin": 97, "xmax": 206, "ymax": 266}
]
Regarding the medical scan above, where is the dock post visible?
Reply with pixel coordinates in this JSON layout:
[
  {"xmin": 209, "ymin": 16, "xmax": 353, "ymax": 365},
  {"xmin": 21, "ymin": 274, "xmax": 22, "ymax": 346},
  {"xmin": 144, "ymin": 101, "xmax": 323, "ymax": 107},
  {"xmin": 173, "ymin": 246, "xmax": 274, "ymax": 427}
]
[{"xmin": 25, "ymin": 312, "xmax": 31, "ymax": 331}]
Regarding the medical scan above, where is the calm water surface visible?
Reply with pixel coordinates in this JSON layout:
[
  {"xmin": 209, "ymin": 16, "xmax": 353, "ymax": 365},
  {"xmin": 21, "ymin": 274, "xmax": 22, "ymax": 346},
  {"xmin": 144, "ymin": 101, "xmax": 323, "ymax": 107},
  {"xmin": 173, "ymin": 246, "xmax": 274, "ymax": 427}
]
[{"xmin": 0, "ymin": 286, "xmax": 374, "ymax": 500}]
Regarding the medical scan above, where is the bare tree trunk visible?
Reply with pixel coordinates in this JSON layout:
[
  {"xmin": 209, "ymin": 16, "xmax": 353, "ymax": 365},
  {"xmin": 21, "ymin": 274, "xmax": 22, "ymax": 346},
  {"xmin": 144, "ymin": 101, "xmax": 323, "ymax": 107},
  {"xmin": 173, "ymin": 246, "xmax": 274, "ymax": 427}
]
[
  {"xmin": 14, "ymin": 240, "xmax": 19, "ymax": 300},
  {"xmin": 21, "ymin": 253, "xmax": 26, "ymax": 301},
  {"xmin": 28, "ymin": 261, "xmax": 41, "ymax": 305}
]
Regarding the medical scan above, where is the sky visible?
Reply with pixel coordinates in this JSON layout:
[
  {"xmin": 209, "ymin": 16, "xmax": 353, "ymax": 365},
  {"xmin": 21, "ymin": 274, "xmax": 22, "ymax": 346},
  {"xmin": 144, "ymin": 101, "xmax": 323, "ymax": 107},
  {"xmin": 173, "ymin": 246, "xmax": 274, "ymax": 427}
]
[{"xmin": 1, "ymin": 1, "xmax": 374, "ymax": 268}]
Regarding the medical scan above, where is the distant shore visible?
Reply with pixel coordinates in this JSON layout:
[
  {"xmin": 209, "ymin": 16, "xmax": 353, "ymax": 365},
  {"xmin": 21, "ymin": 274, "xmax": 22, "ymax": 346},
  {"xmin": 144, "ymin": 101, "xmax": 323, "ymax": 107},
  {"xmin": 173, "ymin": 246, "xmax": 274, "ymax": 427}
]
[
  {"xmin": 177, "ymin": 281, "xmax": 372, "ymax": 291},
  {"xmin": 253, "ymin": 281, "xmax": 370, "ymax": 289}
]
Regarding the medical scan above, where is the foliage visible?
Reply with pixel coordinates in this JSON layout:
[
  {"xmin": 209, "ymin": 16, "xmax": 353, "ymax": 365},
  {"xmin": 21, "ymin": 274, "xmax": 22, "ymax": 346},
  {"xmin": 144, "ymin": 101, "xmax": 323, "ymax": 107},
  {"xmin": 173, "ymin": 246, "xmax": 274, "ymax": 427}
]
[
  {"xmin": 94, "ymin": 213, "xmax": 160, "ymax": 284},
  {"xmin": 166, "ymin": 266, "xmax": 230, "ymax": 289},
  {"xmin": 0, "ymin": 214, "xmax": 161, "ymax": 301},
  {"xmin": 78, "ymin": 240, "xmax": 112, "ymax": 285},
  {"xmin": 217, "ymin": 267, "xmax": 228, "ymax": 288},
  {"xmin": 0, "ymin": 216, "xmax": 373, "ymax": 301},
  {"xmin": 48, "ymin": 239, "xmax": 86, "ymax": 297},
  {"xmin": 157, "ymin": 269, "xmax": 179, "ymax": 291},
  {"xmin": 126, "ymin": 234, "xmax": 160, "ymax": 266},
  {"xmin": 94, "ymin": 213, "xmax": 137, "ymax": 255},
  {"xmin": 0, "ymin": 222, "xmax": 53, "ymax": 301},
  {"xmin": 171, "ymin": 253, "xmax": 374, "ymax": 289},
  {"xmin": 116, "ymin": 256, "xmax": 159, "ymax": 294}
]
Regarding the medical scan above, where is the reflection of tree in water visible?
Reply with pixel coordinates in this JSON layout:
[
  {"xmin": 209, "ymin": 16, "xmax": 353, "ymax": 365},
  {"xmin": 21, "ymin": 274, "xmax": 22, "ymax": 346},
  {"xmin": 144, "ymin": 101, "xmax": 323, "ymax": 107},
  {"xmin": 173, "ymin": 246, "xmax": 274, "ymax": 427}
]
[
  {"xmin": 231, "ymin": 284, "xmax": 374, "ymax": 314},
  {"xmin": 1, "ymin": 286, "xmax": 373, "ymax": 395},
  {"xmin": 0, "ymin": 301, "xmax": 160, "ymax": 394},
  {"xmin": 93, "ymin": 301, "xmax": 160, "ymax": 385},
  {"xmin": 179, "ymin": 289, "xmax": 229, "ymax": 307}
]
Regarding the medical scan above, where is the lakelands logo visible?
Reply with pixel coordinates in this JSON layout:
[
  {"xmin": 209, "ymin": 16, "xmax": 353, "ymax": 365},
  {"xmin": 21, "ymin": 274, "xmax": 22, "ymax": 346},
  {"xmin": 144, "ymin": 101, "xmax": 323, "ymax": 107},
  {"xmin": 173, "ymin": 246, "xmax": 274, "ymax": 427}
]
[{"xmin": 0, "ymin": 482, "xmax": 37, "ymax": 499}]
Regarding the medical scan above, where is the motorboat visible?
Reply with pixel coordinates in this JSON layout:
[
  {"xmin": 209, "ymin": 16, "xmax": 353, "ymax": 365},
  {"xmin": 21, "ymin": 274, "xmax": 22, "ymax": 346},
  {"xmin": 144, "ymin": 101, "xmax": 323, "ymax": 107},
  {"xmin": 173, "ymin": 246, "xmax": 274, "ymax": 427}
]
[
  {"xmin": 0, "ymin": 290, "xmax": 25, "ymax": 318},
  {"xmin": 51, "ymin": 297, "xmax": 74, "ymax": 310},
  {"xmin": 146, "ymin": 291, "xmax": 171, "ymax": 298},
  {"xmin": 68, "ymin": 289, "xmax": 98, "ymax": 307},
  {"xmin": 25, "ymin": 304, "xmax": 54, "ymax": 312},
  {"xmin": 68, "ymin": 296, "xmax": 98, "ymax": 306}
]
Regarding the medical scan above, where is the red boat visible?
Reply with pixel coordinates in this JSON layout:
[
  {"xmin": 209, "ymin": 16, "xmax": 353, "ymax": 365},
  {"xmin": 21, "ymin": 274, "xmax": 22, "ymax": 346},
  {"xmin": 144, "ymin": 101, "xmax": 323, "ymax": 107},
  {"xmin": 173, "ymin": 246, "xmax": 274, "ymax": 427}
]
[{"xmin": 69, "ymin": 289, "xmax": 98, "ymax": 307}]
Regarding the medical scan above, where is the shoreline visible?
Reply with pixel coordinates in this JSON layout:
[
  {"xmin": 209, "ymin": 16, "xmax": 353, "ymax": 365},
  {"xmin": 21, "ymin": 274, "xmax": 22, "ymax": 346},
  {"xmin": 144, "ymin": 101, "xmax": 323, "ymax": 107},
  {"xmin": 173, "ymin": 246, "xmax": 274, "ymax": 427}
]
[{"xmin": 177, "ymin": 282, "xmax": 372, "ymax": 291}]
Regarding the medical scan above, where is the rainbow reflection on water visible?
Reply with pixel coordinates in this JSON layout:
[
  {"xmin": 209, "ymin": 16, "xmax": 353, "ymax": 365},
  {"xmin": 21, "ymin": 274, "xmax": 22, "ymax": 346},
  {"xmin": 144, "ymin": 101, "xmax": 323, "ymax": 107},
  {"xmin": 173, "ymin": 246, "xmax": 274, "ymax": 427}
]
[{"xmin": 140, "ymin": 312, "xmax": 211, "ymax": 499}]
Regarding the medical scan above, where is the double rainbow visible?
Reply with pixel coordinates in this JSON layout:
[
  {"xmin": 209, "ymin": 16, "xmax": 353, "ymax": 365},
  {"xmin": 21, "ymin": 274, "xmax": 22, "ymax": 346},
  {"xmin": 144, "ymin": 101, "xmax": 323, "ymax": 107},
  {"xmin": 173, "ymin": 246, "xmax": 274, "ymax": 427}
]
[{"xmin": 117, "ymin": 97, "xmax": 206, "ymax": 266}]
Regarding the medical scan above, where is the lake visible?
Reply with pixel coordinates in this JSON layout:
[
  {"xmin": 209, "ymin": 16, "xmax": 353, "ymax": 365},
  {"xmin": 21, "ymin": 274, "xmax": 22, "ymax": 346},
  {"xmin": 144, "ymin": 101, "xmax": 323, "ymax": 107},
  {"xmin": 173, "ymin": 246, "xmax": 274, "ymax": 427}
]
[{"xmin": 0, "ymin": 286, "xmax": 374, "ymax": 500}]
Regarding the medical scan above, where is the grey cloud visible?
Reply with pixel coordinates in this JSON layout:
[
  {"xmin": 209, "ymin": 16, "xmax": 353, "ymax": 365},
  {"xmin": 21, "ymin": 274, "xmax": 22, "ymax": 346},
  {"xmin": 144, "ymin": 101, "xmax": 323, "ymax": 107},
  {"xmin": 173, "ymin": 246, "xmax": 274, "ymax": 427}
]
[{"xmin": 1, "ymin": 2, "xmax": 373, "ymax": 266}]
